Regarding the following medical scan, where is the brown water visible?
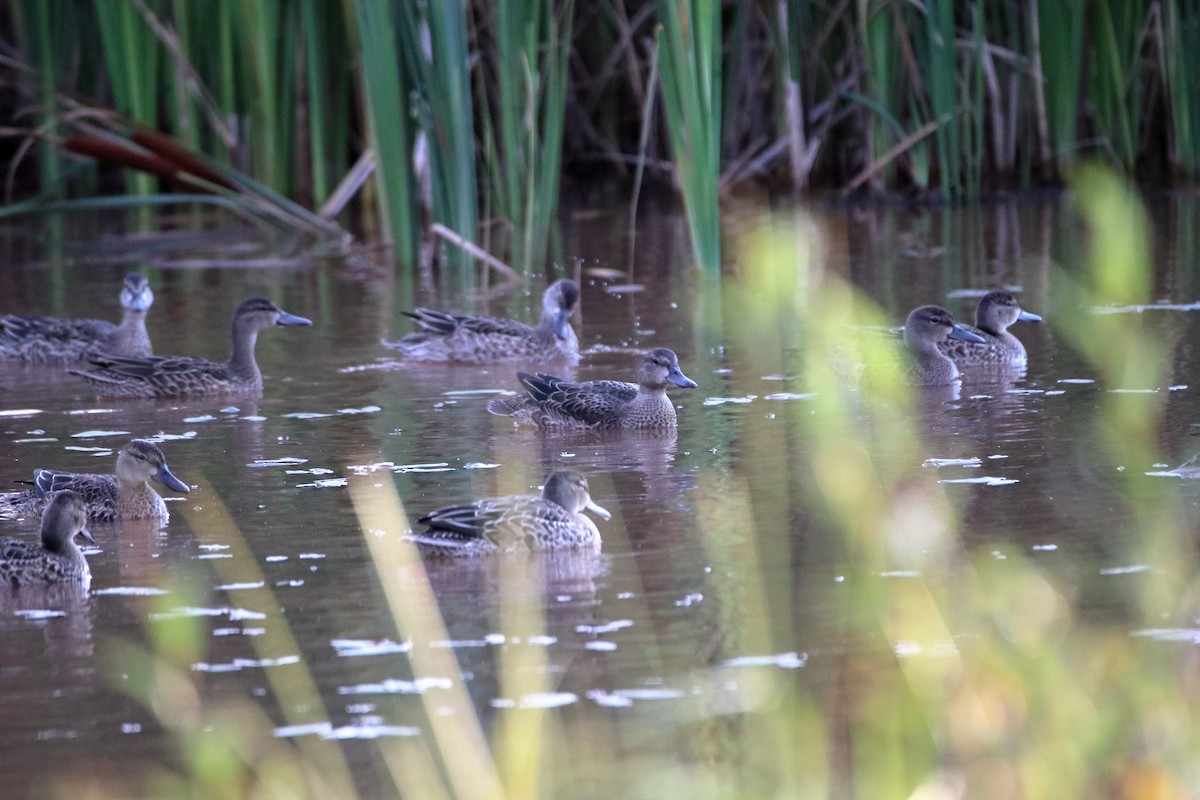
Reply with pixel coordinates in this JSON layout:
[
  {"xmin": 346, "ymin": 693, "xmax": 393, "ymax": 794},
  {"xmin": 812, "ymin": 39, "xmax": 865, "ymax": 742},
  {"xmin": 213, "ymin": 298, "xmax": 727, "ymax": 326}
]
[{"xmin": 2, "ymin": 197, "xmax": 1200, "ymax": 796}]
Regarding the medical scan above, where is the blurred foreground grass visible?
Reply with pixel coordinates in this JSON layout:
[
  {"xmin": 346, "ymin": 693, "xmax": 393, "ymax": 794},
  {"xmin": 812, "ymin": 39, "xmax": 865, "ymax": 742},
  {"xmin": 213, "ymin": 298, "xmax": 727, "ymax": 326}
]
[{"xmin": 58, "ymin": 168, "xmax": 1200, "ymax": 799}]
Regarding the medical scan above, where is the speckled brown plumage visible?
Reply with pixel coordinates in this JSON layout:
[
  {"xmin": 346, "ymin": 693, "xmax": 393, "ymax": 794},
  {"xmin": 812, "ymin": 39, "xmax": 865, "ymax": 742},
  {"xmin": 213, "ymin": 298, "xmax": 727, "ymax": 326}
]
[
  {"xmin": 384, "ymin": 279, "xmax": 580, "ymax": 364},
  {"xmin": 410, "ymin": 471, "xmax": 610, "ymax": 556},
  {"xmin": 69, "ymin": 297, "xmax": 311, "ymax": 398},
  {"xmin": 0, "ymin": 273, "xmax": 153, "ymax": 363},
  {"xmin": 0, "ymin": 491, "xmax": 93, "ymax": 588},
  {"xmin": 937, "ymin": 291, "xmax": 1042, "ymax": 367},
  {"xmin": 0, "ymin": 440, "xmax": 190, "ymax": 522},
  {"xmin": 488, "ymin": 347, "xmax": 697, "ymax": 430}
]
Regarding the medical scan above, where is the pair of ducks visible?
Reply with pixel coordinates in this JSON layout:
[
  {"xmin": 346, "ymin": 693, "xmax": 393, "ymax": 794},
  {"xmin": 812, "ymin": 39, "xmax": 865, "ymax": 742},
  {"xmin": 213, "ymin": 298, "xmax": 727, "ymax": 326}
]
[
  {"xmin": 0, "ymin": 274, "xmax": 312, "ymax": 397},
  {"xmin": 905, "ymin": 291, "xmax": 1042, "ymax": 385},
  {"xmin": 387, "ymin": 279, "xmax": 700, "ymax": 430},
  {"xmin": 0, "ymin": 440, "xmax": 191, "ymax": 584}
]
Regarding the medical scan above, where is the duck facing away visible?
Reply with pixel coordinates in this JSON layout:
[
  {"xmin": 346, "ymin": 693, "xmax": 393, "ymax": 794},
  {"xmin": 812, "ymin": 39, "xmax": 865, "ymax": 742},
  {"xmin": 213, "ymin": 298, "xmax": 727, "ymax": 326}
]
[
  {"xmin": 937, "ymin": 291, "xmax": 1042, "ymax": 367},
  {"xmin": 410, "ymin": 470, "xmax": 611, "ymax": 556},
  {"xmin": 487, "ymin": 347, "xmax": 698, "ymax": 430},
  {"xmin": 0, "ymin": 439, "xmax": 190, "ymax": 522},
  {"xmin": 384, "ymin": 279, "xmax": 581, "ymax": 364},
  {"xmin": 904, "ymin": 305, "xmax": 986, "ymax": 385},
  {"xmin": 0, "ymin": 490, "xmax": 93, "ymax": 588},
  {"xmin": 69, "ymin": 297, "xmax": 312, "ymax": 398},
  {"xmin": 0, "ymin": 272, "xmax": 154, "ymax": 363}
]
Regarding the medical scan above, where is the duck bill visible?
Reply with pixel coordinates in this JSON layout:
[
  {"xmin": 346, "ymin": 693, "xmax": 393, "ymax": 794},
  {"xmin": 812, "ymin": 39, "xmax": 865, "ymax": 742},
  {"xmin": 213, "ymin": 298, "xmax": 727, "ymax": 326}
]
[
  {"xmin": 585, "ymin": 499, "xmax": 612, "ymax": 520},
  {"xmin": 124, "ymin": 289, "xmax": 153, "ymax": 313},
  {"xmin": 948, "ymin": 325, "xmax": 987, "ymax": 344},
  {"xmin": 1018, "ymin": 309, "xmax": 1042, "ymax": 322},
  {"xmin": 77, "ymin": 527, "xmax": 96, "ymax": 545},
  {"xmin": 667, "ymin": 367, "xmax": 699, "ymax": 389},
  {"xmin": 156, "ymin": 464, "xmax": 191, "ymax": 493},
  {"xmin": 553, "ymin": 309, "xmax": 573, "ymax": 340},
  {"xmin": 276, "ymin": 309, "xmax": 314, "ymax": 327}
]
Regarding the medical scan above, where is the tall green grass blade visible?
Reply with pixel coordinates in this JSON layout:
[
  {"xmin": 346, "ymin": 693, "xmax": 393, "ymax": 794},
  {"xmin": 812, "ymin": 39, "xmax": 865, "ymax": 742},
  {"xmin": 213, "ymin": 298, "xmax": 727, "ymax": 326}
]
[
  {"xmin": 859, "ymin": 0, "xmax": 903, "ymax": 189},
  {"xmin": 910, "ymin": 0, "xmax": 958, "ymax": 197},
  {"xmin": 394, "ymin": 0, "xmax": 478, "ymax": 279},
  {"xmin": 1163, "ymin": 3, "xmax": 1200, "ymax": 177},
  {"xmin": 655, "ymin": 0, "xmax": 723, "ymax": 273},
  {"xmin": 353, "ymin": 0, "xmax": 418, "ymax": 264},
  {"xmin": 492, "ymin": 0, "xmax": 574, "ymax": 273},
  {"xmin": 238, "ymin": 1, "xmax": 299, "ymax": 193},
  {"xmin": 1036, "ymin": 0, "xmax": 1086, "ymax": 173},
  {"xmin": 12, "ymin": 0, "xmax": 64, "ymax": 195},
  {"xmin": 1089, "ymin": 0, "xmax": 1145, "ymax": 171},
  {"xmin": 92, "ymin": 0, "xmax": 160, "ymax": 195}
]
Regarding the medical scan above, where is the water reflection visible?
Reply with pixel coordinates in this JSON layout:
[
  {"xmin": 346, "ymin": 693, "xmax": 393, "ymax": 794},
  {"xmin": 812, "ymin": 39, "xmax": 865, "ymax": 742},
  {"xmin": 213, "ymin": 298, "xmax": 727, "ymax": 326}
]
[{"xmin": 1, "ymin": 196, "xmax": 1200, "ymax": 794}]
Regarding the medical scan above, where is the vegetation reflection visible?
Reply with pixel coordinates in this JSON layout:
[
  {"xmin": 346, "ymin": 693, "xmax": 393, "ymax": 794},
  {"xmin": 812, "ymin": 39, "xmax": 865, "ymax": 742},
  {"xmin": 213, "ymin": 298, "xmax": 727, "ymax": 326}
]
[{"xmin": 54, "ymin": 169, "xmax": 1200, "ymax": 799}]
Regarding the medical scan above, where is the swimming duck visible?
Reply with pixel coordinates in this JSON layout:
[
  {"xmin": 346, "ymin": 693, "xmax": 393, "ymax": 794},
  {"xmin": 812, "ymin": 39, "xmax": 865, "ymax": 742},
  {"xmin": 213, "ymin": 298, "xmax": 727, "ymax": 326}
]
[
  {"xmin": 0, "ymin": 490, "xmax": 93, "ymax": 587},
  {"xmin": 410, "ymin": 470, "xmax": 611, "ymax": 556},
  {"xmin": 69, "ymin": 297, "xmax": 312, "ymax": 398},
  {"xmin": 904, "ymin": 305, "xmax": 986, "ymax": 385},
  {"xmin": 0, "ymin": 439, "xmax": 190, "ymax": 522},
  {"xmin": 937, "ymin": 291, "xmax": 1042, "ymax": 367},
  {"xmin": 383, "ymin": 279, "xmax": 581, "ymax": 364},
  {"xmin": 0, "ymin": 272, "xmax": 154, "ymax": 363},
  {"xmin": 487, "ymin": 347, "xmax": 698, "ymax": 429}
]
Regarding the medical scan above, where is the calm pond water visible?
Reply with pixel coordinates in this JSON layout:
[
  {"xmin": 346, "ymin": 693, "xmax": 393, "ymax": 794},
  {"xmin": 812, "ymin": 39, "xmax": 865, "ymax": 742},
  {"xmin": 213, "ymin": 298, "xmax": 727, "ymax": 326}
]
[{"xmin": 1, "ymin": 195, "xmax": 1199, "ymax": 797}]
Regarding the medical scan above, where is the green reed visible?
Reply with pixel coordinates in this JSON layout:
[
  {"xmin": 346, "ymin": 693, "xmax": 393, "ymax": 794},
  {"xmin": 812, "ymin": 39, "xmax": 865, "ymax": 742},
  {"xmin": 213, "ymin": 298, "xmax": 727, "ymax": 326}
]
[
  {"xmin": 17, "ymin": 0, "xmax": 1200, "ymax": 266},
  {"xmin": 1089, "ymin": 0, "xmax": 1145, "ymax": 171},
  {"xmin": 485, "ymin": 0, "xmax": 574, "ymax": 274},
  {"xmin": 49, "ymin": 169, "xmax": 1200, "ymax": 799},
  {"xmin": 91, "ymin": 0, "xmax": 160, "ymax": 197},
  {"xmin": 395, "ymin": 0, "xmax": 479, "ymax": 278},
  {"xmin": 1163, "ymin": 4, "xmax": 1200, "ymax": 177},
  {"xmin": 353, "ymin": 0, "xmax": 419, "ymax": 263},
  {"xmin": 857, "ymin": 0, "xmax": 915, "ymax": 189},
  {"xmin": 1035, "ymin": 0, "xmax": 1086, "ymax": 173},
  {"xmin": 655, "ymin": 0, "xmax": 722, "ymax": 273}
]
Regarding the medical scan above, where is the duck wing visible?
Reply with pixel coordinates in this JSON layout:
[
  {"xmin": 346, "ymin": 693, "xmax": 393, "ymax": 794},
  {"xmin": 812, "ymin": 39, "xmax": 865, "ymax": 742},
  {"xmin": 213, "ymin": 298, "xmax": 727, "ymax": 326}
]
[
  {"xmin": 0, "ymin": 537, "xmax": 44, "ymax": 563},
  {"xmin": 519, "ymin": 374, "xmax": 637, "ymax": 426},
  {"xmin": 406, "ymin": 308, "xmax": 532, "ymax": 339},
  {"xmin": 415, "ymin": 496, "xmax": 565, "ymax": 550},
  {"xmin": 1, "ymin": 314, "xmax": 115, "ymax": 344}
]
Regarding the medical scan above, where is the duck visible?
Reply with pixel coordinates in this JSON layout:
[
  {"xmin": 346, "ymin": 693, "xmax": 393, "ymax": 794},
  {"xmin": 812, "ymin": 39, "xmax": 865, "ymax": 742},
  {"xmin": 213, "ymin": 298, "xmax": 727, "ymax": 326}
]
[
  {"xmin": 0, "ymin": 272, "xmax": 154, "ymax": 363},
  {"xmin": 487, "ymin": 347, "xmax": 698, "ymax": 430},
  {"xmin": 0, "ymin": 490, "xmax": 93, "ymax": 587},
  {"xmin": 904, "ymin": 305, "xmax": 986, "ymax": 385},
  {"xmin": 0, "ymin": 439, "xmax": 190, "ymax": 522},
  {"xmin": 69, "ymin": 297, "xmax": 312, "ymax": 398},
  {"xmin": 937, "ymin": 291, "xmax": 1042, "ymax": 367},
  {"xmin": 383, "ymin": 279, "xmax": 581, "ymax": 364},
  {"xmin": 409, "ymin": 470, "xmax": 611, "ymax": 556}
]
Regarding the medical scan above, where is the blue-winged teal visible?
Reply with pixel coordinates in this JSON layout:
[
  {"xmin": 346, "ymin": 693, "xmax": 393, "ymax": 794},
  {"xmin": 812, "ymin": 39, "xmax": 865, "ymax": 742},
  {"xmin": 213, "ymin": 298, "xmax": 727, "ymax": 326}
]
[
  {"xmin": 0, "ymin": 439, "xmax": 190, "ymax": 522},
  {"xmin": 0, "ymin": 273, "xmax": 154, "ymax": 363},
  {"xmin": 487, "ymin": 347, "xmax": 698, "ymax": 430},
  {"xmin": 384, "ymin": 279, "xmax": 581, "ymax": 364},
  {"xmin": 937, "ymin": 291, "xmax": 1042, "ymax": 367},
  {"xmin": 0, "ymin": 490, "xmax": 93, "ymax": 587},
  {"xmin": 904, "ymin": 305, "xmax": 986, "ymax": 385},
  {"xmin": 69, "ymin": 297, "xmax": 312, "ymax": 398},
  {"xmin": 410, "ymin": 470, "xmax": 611, "ymax": 556}
]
